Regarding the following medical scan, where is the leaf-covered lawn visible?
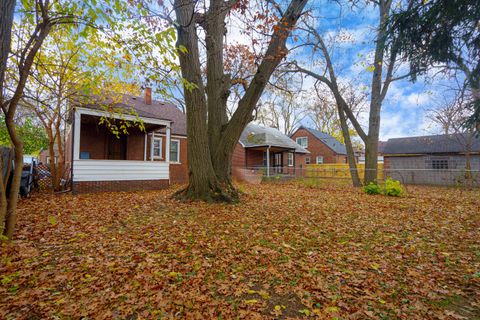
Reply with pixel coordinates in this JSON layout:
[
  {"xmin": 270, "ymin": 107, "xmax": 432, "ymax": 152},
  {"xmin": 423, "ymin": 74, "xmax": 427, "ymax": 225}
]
[{"xmin": 1, "ymin": 183, "xmax": 479, "ymax": 319}]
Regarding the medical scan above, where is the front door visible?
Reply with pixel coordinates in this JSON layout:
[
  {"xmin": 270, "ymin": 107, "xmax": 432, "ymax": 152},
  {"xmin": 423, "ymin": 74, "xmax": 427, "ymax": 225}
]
[
  {"xmin": 107, "ymin": 134, "xmax": 127, "ymax": 160},
  {"xmin": 274, "ymin": 153, "xmax": 282, "ymax": 173}
]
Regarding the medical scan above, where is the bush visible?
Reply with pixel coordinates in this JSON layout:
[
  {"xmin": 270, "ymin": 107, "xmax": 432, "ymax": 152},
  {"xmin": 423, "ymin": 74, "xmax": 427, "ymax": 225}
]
[
  {"xmin": 364, "ymin": 182, "xmax": 382, "ymax": 195},
  {"xmin": 384, "ymin": 177, "xmax": 403, "ymax": 197}
]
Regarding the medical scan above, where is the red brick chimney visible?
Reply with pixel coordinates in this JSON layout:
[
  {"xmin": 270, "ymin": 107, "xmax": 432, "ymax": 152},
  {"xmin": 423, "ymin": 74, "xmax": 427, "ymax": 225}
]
[{"xmin": 144, "ymin": 87, "xmax": 152, "ymax": 105}]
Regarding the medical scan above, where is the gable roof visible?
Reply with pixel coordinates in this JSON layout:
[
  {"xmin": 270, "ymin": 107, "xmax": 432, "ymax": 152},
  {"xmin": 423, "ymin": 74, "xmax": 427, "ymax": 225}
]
[
  {"xmin": 80, "ymin": 94, "xmax": 187, "ymax": 136},
  {"xmin": 239, "ymin": 123, "xmax": 309, "ymax": 153},
  {"xmin": 294, "ymin": 126, "xmax": 347, "ymax": 155},
  {"xmin": 383, "ymin": 133, "xmax": 480, "ymax": 155}
]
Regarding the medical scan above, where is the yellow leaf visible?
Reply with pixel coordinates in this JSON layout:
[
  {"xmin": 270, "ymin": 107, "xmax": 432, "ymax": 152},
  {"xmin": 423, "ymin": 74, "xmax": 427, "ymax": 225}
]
[
  {"xmin": 370, "ymin": 263, "xmax": 380, "ymax": 270},
  {"xmin": 244, "ymin": 299, "xmax": 258, "ymax": 304},
  {"xmin": 258, "ymin": 290, "xmax": 270, "ymax": 299},
  {"xmin": 48, "ymin": 216, "xmax": 57, "ymax": 226},
  {"xmin": 325, "ymin": 306, "xmax": 339, "ymax": 312}
]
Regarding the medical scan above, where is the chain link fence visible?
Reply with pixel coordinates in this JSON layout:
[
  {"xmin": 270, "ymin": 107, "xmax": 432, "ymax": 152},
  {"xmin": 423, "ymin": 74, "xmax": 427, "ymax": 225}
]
[{"xmin": 233, "ymin": 165, "xmax": 480, "ymax": 188}]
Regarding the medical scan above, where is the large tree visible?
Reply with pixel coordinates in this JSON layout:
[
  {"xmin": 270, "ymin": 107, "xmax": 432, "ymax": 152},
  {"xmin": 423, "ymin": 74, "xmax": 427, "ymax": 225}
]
[
  {"xmin": 0, "ymin": 0, "xmax": 75, "ymax": 239},
  {"xmin": 290, "ymin": 0, "xmax": 408, "ymax": 186},
  {"xmin": 0, "ymin": 0, "xmax": 178, "ymax": 239},
  {"xmin": 173, "ymin": 0, "xmax": 308, "ymax": 201},
  {"xmin": 386, "ymin": 0, "xmax": 480, "ymax": 131}
]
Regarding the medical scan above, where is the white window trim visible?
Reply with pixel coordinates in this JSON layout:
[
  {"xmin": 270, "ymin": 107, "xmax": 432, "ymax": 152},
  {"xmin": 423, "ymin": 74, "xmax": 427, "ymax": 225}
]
[
  {"xmin": 170, "ymin": 139, "xmax": 181, "ymax": 164},
  {"xmin": 296, "ymin": 136, "xmax": 308, "ymax": 148},
  {"xmin": 305, "ymin": 156, "xmax": 311, "ymax": 164},
  {"xmin": 153, "ymin": 137, "xmax": 163, "ymax": 159},
  {"xmin": 288, "ymin": 152, "xmax": 294, "ymax": 166},
  {"xmin": 316, "ymin": 156, "xmax": 324, "ymax": 164}
]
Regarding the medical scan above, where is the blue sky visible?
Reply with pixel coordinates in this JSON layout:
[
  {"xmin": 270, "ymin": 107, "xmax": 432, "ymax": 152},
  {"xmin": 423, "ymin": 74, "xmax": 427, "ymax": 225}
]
[{"xmin": 288, "ymin": 0, "xmax": 454, "ymax": 141}]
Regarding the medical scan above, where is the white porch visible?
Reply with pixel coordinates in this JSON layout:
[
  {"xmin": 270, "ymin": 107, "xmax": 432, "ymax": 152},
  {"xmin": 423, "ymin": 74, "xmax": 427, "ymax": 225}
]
[{"xmin": 71, "ymin": 107, "xmax": 172, "ymax": 182}]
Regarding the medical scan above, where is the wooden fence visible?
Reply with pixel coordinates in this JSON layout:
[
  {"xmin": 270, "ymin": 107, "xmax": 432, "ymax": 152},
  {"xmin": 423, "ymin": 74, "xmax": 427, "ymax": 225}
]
[{"xmin": 305, "ymin": 163, "xmax": 384, "ymax": 182}]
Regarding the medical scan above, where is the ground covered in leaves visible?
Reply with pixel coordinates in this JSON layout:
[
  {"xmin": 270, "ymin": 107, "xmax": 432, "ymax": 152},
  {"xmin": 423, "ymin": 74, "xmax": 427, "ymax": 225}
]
[{"xmin": 1, "ymin": 183, "xmax": 479, "ymax": 319}]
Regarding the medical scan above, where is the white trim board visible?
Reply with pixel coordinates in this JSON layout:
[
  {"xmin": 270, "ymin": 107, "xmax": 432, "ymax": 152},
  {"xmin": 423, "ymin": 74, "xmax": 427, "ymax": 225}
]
[{"xmin": 73, "ymin": 160, "xmax": 169, "ymax": 181}]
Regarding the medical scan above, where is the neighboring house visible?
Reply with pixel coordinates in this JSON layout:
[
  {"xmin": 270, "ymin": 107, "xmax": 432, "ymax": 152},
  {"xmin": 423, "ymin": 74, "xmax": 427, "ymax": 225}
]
[
  {"xmin": 290, "ymin": 126, "xmax": 347, "ymax": 164},
  {"xmin": 383, "ymin": 133, "xmax": 480, "ymax": 186},
  {"xmin": 66, "ymin": 88, "xmax": 188, "ymax": 193},
  {"xmin": 232, "ymin": 123, "xmax": 309, "ymax": 180},
  {"xmin": 39, "ymin": 145, "xmax": 58, "ymax": 165}
]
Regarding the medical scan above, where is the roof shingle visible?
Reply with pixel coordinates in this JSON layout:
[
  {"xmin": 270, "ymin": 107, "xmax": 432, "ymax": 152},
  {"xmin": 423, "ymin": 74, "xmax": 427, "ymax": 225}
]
[
  {"xmin": 240, "ymin": 123, "xmax": 309, "ymax": 153},
  {"xmin": 294, "ymin": 126, "xmax": 347, "ymax": 155},
  {"xmin": 81, "ymin": 94, "xmax": 186, "ymax": 136},
  {"xmin": 383, "ymin": 133, "xmax": 480, "ymax": 154}
]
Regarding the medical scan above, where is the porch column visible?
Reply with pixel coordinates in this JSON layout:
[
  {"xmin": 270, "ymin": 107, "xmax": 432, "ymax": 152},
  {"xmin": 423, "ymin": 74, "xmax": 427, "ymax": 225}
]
[
  {"xmin": 293, "ymin": 150, "xmax": 296, "ymax": 177},
  {"xmin": 266, "ymin": 146, "xmax": 270, "ymax": 177},
  {"xmin": 165, "ymin": 125, "xmax": 170, "ymax": 163},
  {"xmin": 144, "ymin": 132, "xmax": 147, "ymax": 161},
  {"xmin": 73, "ymin": 109, "xmax": 81, "ymax": 160},
  {"xmin": 150, "ymin": 133, "xmax": 154, "ymax": 161}
]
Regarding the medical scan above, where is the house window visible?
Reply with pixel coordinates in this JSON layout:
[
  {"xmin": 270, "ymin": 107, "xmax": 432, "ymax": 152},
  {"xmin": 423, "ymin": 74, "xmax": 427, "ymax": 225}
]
[
  {"xmin": 263, "ymin": 151, "xmax": 267, "ymax": 166},
  {"xmin": 288, "ymin": 153, "xmax": 294, "ymax": 166},
  {"xmin": 170, "ymin": 139, "xmax": 180, "ymax": 163},
  {"xmin": 296, "ymin": 137, "xmax": 308, "ymax": 148},
  {"xmin": 46, "ymin": 156, "xmax": 58, "ymax": 164},
  {"xmin": 153, "ymin": 137, "xmax": 162, "ymax": 158},
  {"xmin": 432, "ymin": 159, "xmax": 449, "ymax": 170},
  {"xmin": 316, "ymin": 156, "xmax": 324, "ymax": 164},
  {"xmin": 305, "ymin": 157, "xmax": 311, "ymax": 164}
]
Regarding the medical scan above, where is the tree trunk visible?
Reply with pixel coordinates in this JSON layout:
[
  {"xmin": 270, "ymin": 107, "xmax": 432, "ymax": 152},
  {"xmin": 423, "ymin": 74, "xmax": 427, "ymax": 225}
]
[
  {"xmin": 2, "ymin": 19, "xmax": 52, "ymax": 239},
  {"xmin": 364, "ymin": 134, "xmax": 379, "ymax": 184},
  {"xmin": 46, "ymin": 126, "xmax": 59, "ymax": 190},
  {"xmin": 337, "ymin": 103, "xmax": 362, "ymax": 187},
  {"xmin": 173, "ymin": 0, "xmax": 231, "ymax": 202},
  {"xmin": 55, "ymin": 123, "xmax": 65, "ymax": 191},
  {"xmin": 363, "ymin": 0, "xmax": 391, "ymax": 185},
  {"xmin": 3, "ymin": 122, "xmax": 23, "ymax": 239},
  {"xmin": 174, "ymin": 0, "xmax": 308, "ymax": 202},
  {"xmin": 463, "ymin": 133, "xmax": 473, "ymax": 189},
  {"xmin": 0, "ymin": 0, "xmax": 16, "ymax": 99},
  {"xmin": 0, "ymin": 149, "xmax": 13, "ymax": 235}
]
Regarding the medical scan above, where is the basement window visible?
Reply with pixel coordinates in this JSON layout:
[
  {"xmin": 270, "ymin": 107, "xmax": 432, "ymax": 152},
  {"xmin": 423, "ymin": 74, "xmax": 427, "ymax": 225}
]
[{"xmin": 432, "ymin": 159, "xmax": 449, "ymax": 170}]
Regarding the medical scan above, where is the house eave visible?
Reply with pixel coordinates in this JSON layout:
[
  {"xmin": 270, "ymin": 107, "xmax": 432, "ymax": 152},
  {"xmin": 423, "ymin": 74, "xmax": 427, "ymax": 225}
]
[{"xmin": 75, "ymin": 106, "xmax": 172, "ymax": 127}]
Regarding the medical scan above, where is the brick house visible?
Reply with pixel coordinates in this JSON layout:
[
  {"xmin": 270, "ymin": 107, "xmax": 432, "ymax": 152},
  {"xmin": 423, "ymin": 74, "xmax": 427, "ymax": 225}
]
[
  {"xmin": 232, "ymin": 123, "xmax": 309, "ymax": 181},
  {"xmin": 66, "ymin": 88, "xmax": 188, "ymax": 193},
  {"xmin": 290, "ymin": 126, "xmax": 347, "ymax": 164}
]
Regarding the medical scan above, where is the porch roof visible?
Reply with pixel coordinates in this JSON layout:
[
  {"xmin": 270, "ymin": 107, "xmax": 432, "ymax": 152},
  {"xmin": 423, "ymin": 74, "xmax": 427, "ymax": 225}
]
[
  {"xmin": 76, "ymin": 94, "xmax": 186, "ymax": 136},
  {"xmin": 240, "ymin": 123, "xmax": 309, "ymax": 154}
]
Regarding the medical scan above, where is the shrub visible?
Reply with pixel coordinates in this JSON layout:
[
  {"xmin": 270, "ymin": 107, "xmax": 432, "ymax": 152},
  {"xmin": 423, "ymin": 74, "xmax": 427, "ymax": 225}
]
[
  {"xmin": 364, "ymin": 182, "xmax": 381, "ymax": 195},
  {"xmin": 384, "ymin": 177, "xmax": 403, "ymax": 196}
]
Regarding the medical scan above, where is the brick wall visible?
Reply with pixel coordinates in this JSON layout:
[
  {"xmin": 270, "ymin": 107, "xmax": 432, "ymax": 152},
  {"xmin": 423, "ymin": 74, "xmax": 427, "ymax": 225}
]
[
  {"xmin": 80, "ymin": 121, "xmax": 108, "ymax": 159},
  {"xmin": 245, "ymin": 149, "xmax": 264, "ymax": 167},
  {"xmin": 73, "ymin": 179, "xmax": 169, "ymax": 194},
  {"xmin": 290, "ymin": 128, "xmax": 346, "ymax": 164},
  {"xmin": 232, "ymin": 143, "xmax": 246, "ymax": 168},
  {"xmin": 170, "ymin": 137, "xmax": 188, "ymax": 184},
  {"xmin": 127, "ymin": 133, "xmax": 145, "ymax": 160}
]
